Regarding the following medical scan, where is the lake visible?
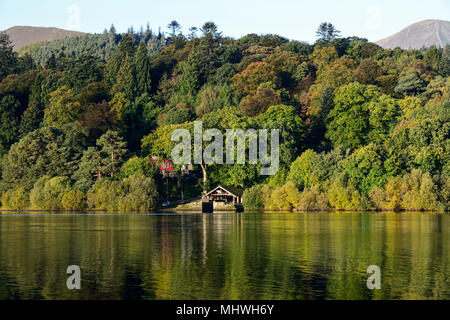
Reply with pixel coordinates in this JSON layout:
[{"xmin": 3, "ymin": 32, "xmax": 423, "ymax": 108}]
[{"xmin": 0, "ymin": 212, "xmax": 448, "ymax": 300}]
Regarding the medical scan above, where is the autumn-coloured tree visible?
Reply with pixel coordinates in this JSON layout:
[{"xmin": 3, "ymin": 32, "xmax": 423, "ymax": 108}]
[
  {"xmin": 311, "ymin": 46, "xmax": 339, "ymax": 71},
  {"xmin": 241, "ymin": 87, "xmax": 281, "ymax": 117},
  {"xmin": 354, "ymin": 58, "xmax": 383, "ymax": 84},
  {"xmin": 231, "ymin": 62, "xmax": 280, "ymax": 96},
  {"xmin": 80, "ymin": 101, "xmax": 118, "ymax": 142}
]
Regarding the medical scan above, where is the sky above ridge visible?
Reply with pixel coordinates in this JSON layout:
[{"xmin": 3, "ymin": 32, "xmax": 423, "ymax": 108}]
[{"xmin": 1, "ymin": 0, "xmax": 449, "ymax": 43}]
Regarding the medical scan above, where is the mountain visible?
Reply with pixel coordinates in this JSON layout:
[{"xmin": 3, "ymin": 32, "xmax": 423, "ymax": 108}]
[
  {"xmin": 2, "ymin": 26, "xmax": 85, "ymax": 51},
  {"xmin": 376, "ymin": 20, "xmax": 450, "ymax": 50}
]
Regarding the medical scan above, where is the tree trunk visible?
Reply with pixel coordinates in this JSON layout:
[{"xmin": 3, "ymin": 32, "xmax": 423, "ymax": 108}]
[{"xmin": 200, "ymin": 163, "xmax": 207, "ymax": 194}]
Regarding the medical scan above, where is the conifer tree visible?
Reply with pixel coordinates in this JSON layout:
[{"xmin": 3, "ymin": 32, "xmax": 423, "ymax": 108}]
[
  {"xmin": 105, "ymin": 34, "xmax": 137, "ymax": 85},
  {"xmin": 113, "ymin": 54, "xmax": 136, "ymax": 99},
  {"xmin": 134, "ymin": 41, "xmax": 152, "ymax": 96},
  {"xmin": 0, "ymin": 32, "xmax": 17, "ymax": 82},
  {"xmin": 19, "ymin": 75, "xmax": 45, "ymax": 137}
]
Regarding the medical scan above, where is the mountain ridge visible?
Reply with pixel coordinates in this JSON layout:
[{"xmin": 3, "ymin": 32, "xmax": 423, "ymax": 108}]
[
  {"xmin": 376, "ymin": 19, "xmax": 450, "ymax": 50},
  {"xmin": 2, "ymin": 26, "xmax": 85, "ymax": 51}
]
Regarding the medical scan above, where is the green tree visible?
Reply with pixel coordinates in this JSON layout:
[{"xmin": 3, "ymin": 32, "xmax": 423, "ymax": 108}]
[
  {"xmin": 0, "ymin": 32, "xmax": 17, "ymax": 82},
  {"xmin": 63, "ymin": 54, "xmax": 102, "ymax": 93},
  {"xmin": 367, "ymin": 94, "xmax": 400, "ymax": 143},
  {"xmin": 44, "ymin": 86, "xmax": 84, "ymax": 128},
  {"xmin": 135, "ymin": 41, "xmax": 152, "ymax": 96},
  {"xmin": 16, "ymin": 54, "xmax": 37, "ymax": 73},
  {"xmin": 0, "ymin": 95, "xmax": 21, "ymax": 155},
  {"xmin": 119, "ymin": 156, "xmax": 158, "ymax": 179},
  {"xmin": 394, "ymin": 72, "xmax": 425, "ymax": 96},
  {"xmin": 423, "ymin": 46, "xmax": 441, "ymax": 71},
  {"xmin": 105, "ymin": 34, "xmax": 137, "ymax": 85},
  {"xmin": 61, "ymin": 189, "xmax": 87, "ymax": 210},
  {"xmin": 167, "ymin": 20, "xmax": 181, "ymax": 37},
  {"xmin": 438, "ymin": 45, "xmax": 450, "ymax": 77},
  {"xmin": 37, "ymin": 176, "xmax": 72, "ymax": 210},
  {"xmin": 287, "ymin": 149, "xmax": 319, "ymax": 190},
  {"xmin": 176, "ymin": 56, "xmax": 202, "ymax": 106},
  {"xmin": 19, "ymin": 74, "xmax": 45, "ymax": 137},
  {"xmin": 72, "ymin": 147, "xmax": 103, "ymax": 191},
  {"xmin": 2, "ymin": 127, "xmax": 81, "ymax": 189},
  {"xmin": 112, "ymin": 54, "xmax": 136, "ymax": 99},
  {"xmin": 315, "ymin": 22, "xmax": 341, "ymax": 43},
  {"xmin": 72, "ymin": 130, "xmax": 127, "ymax": 190},
  {"xmin": 326, "ymin": 82, "xmax": 380, "ymax": 150},
  {"xmin": 97, "ymin": 130, "xmax": 128, "ymax": 177},
  {"xmin": 258, "ymin": 104, "xmax": 305, "ymax": 167}
]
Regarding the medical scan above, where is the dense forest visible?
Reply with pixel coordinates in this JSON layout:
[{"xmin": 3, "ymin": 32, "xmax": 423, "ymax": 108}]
[{"xmin": 0, "ymin": 21, "xmax": 448, "ymax": 212}]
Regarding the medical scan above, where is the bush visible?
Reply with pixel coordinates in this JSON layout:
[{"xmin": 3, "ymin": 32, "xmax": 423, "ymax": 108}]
[
  {"xmin": 370, "ymin": 169, "xmax": 444, "ymax": 211},
  {"xmin": 268, "ymin": 182, "xmax": 301, "ymax": 210},
  {"xmin": 242, "ymin": 185, "xmax": 264, "ymax": 210},
  {"xmin": 40, "ymin": 176, "xmax": 72, "ymax": 210},
  {"xmin": 87, "ymin": 174, "xmax": 157, "ymax": 211},
  {"xmin": 87, "ymin": 179, "xmax": 124, "ymax": 210},
  {"xmin": 61, "ymin": 189, "xmax": 87, "ymax": 210},
  {"xmin": 327, "ymin": 177, "xmax": 369, "ymax": 210},
  {"xmin": 1, "ymin": 187, "xmax": 29, "ymax": 210},
  {"xmin": 261, "ymin": 184, "xmax": 273, "ymax": 209},
  {"xmin": 369, "ymin": 186, "xmax": 387, "ymax": 211},
  {"xmin": 402, "ymin": 170, "xmax": 439, "ymax": 210},
  {"xmin": 296, "ymin": 185, "xmax": 329, "ymax": 211},
  {"xmin": 117, "ymin": 174, "xmax": 158, "ymax": 212},
  {"xmin": 29, "ymin": 175, "xmax": 52, "ymax": 209}
]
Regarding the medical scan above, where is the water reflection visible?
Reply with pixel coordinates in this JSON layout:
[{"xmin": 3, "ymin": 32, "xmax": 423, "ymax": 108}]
[{"xmin": 0, "ymin": 212, "xmax": 448, "ymax": 300}]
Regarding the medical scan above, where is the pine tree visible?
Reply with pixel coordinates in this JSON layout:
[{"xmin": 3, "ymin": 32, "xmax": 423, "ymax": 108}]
[
  {"xmin": 97, "ymin": 130, "xmax": 127, "ymax": 177},
  {"xmin": 19, "ymin": 75, "xmax": 45, "ymax": 137},
  {"xmin": 134, "ymin": 41, "xmax": 152, "ymax": 96},
  {"xmin": 177, "ymin": 57, "xmax": 201, "ymax": 106},
  {"xmin": 113, "ymin": 54, "xmax": 136, "ymax": 100},
  {"xmin": 45, "ymin": 54, "xmax": 57, "ymax": 69},
  {"xmin": 105, "ymin": 34, "xmax": 137, "ymax": 85},
  {"xmin": 0, "ymin": 95, "xmax": 21, "ymax": 155},
  {"xmin": 316, "ymin": 22, "xmax": 341, "ymax": 42},
  {"xmin": 0, "ymin": 32, "xmax": 17, "ymax": 82},
  {"xmin": 438, "ymin": 45, "xmax": 450, "ymax": 77}
]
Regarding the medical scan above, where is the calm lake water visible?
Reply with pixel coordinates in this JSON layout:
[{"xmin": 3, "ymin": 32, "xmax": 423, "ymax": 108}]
[{"xmin": 0, "ymin": 212, "xmax": 449, "ymax": 300}]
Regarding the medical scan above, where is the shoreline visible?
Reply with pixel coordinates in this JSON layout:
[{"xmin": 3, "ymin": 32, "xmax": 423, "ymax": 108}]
[{"xmin": 0, "ymin": 208, "xmax": 446, "ymax": 214}]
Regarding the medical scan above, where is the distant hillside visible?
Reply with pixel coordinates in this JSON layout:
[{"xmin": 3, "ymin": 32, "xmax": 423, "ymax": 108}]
[
  {"xmin": 376, "ymin": 20, "xmax": 450, "ymax": 50},
  {"xmin": 16, "ymin": 29, "xmax": 165, "ymax": 66},
  {"xmin": 3, "ymin": 26, "xmax": 85, "ymax": 51}
]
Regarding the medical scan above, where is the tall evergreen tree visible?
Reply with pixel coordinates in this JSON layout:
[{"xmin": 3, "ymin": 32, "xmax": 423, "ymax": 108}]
[
  {"xmin": 134, "ymin": 41, "xmax": 152, "ymax": 96},
  {"xmin": 45, "ymin": 54, "xmax": 57, "ymax": 69},
  {"xmin": 438, "ymin": 45, "xmax": 450, "ymax": 77},
  {"xmin": 0, "ymin": 32, "xmax": 18, "ymax": 82},
  {"xmin": 105, "ymin": 34, "xmax": 137, "ymax": 85},
  {"xmin": 19, "ymin": 75, "xmax": 45, "ymax": 137},
  {"xmin": 113, "ymin": 54, "xmax": 136, "ymax": 99},
  {"xmin": 63, "ymin": 54, "xmax": 102, "ymax": 93},
  {"xmin": 0, "ymin": 95, "xmax": 21, "ymax": 155},
  {"xmin": 316, "ymin": 22, "xmax": 341, "ymax": 42},
  {"xmin": 97, "ymin": 130, "xmax": 127, "ymax": 177}
]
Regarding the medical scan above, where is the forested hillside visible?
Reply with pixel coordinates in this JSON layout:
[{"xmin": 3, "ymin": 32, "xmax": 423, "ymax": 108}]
[
  {"xmin": 0, "ymin": 21, "xmax": 448, "ymax": 212},
  {"xmin": 18, "ymin": 25, "xmax": 166, "ymax": 64}
]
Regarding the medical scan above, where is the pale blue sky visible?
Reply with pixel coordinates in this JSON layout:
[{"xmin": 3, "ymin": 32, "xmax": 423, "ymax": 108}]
[{"xmin": 0, "ymin": 0, "xmax": 449, "ymax": 43}]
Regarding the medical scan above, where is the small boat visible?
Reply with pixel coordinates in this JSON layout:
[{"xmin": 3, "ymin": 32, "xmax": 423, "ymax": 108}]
[{"xmin": 162, "ymin": 201, "xmax": 171, "ymax": 207}]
